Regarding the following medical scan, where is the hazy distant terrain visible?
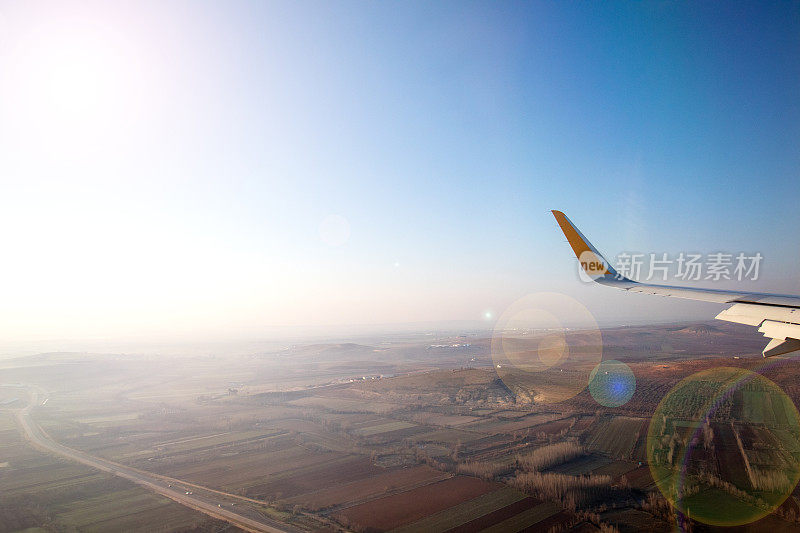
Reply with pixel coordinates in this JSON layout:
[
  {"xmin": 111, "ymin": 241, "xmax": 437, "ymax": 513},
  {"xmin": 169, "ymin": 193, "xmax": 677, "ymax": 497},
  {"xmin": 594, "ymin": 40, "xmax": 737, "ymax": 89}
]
[{"xmin": 2, "ymin": 322, "xmax": 799, "ymax": 532}]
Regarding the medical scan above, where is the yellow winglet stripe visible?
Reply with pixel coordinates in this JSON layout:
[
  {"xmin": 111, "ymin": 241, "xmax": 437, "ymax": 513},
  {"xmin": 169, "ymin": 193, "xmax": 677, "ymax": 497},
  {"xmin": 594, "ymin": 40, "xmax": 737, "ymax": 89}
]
[{"xmin": 551, "ymin": 210, "xmax": 613, "ymax": 276}]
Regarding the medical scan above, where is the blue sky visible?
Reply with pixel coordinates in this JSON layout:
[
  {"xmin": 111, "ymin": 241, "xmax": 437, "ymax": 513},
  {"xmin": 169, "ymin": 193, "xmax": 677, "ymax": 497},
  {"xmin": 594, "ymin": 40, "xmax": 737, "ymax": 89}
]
[{"xmin": 0, "ymin": 1, "xmax": 798, "ymax": 340}]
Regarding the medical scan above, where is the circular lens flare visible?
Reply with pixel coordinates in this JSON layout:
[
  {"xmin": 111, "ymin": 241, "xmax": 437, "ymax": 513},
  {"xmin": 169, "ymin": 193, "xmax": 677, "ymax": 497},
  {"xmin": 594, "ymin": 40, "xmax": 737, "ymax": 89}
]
[
  {"xmin": 588, "ymin": 360, "xmax": 635, "ymax": 407},
  {"xmin": 491, "ymin": 292, "xmax": 602, "ymax": 404},
  {"xmin": 647, "ymin": 367, "xmax": 800, "ymax": 526}
]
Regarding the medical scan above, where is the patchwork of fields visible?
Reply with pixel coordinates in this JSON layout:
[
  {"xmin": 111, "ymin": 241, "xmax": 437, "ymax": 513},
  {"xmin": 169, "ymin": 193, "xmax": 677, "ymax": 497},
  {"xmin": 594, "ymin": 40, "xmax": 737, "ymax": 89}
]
[
  {"xmin": 0, "ymin": 413, "xmax": 224, "ymax": 533},
  {"xmin": 2, "ymin": 323, "xmax": 799, "ymax": 532},
  {"xmin": 14, "ymin": 382, "xmax": 663, "ymax": 532}
]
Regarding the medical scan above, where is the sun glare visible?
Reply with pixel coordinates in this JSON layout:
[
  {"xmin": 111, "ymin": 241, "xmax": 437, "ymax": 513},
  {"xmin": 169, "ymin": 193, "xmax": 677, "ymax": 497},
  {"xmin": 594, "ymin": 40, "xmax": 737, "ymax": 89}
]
[{"xmin": 9, "ymin": 18, "xmax": 145, "ymax": 144}]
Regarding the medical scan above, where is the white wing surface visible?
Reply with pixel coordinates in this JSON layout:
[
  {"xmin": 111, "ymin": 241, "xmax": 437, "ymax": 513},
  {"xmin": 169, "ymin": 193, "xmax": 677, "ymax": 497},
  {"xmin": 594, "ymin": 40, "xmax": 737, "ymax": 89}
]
[{"xmin": 552, "ymin": 210, "xmax": 800, "ymax": 357}]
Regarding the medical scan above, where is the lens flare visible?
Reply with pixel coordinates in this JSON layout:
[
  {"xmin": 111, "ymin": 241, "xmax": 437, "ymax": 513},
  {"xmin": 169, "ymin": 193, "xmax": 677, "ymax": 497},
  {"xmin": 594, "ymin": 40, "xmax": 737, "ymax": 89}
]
[
  {"xmin": 647, "ymin": 367, "xmax": 800, "ymax": 526},
  {"xmin": 491, "ymin": 292, "xmax": 602, "ymax": 404},
  {"xmin": 588, "ymin": 360, "xmax": 635, "ymax": 407}
]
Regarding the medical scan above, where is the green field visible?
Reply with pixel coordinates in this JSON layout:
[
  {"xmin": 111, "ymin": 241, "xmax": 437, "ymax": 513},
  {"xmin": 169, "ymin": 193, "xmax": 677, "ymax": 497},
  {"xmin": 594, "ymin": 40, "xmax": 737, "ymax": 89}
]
[{"xmin": 680, "ymin": 486, "xmax": 770, "ymax": 527}]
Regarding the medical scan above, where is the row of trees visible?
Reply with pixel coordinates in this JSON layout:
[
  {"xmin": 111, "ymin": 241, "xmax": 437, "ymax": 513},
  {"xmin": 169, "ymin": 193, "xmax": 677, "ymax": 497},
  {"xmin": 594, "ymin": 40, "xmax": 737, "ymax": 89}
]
[
  {"xmin": 511, "ymin": 471, "xmax": 612, "ymax": 503},
  {"xmin": 516, "ymin": 441, "xmax": 584, "ymax": 472},
  {"xmin": 456, "ymin": 460, "xmax": 508, "ymax": 480}
]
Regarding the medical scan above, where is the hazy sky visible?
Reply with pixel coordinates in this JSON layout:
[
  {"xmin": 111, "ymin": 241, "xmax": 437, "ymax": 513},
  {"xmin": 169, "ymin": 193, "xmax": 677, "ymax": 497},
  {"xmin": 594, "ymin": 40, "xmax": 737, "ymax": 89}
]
[{"xmin": 0, "ymin": 1, "xmax": 798, "ymax": 342}]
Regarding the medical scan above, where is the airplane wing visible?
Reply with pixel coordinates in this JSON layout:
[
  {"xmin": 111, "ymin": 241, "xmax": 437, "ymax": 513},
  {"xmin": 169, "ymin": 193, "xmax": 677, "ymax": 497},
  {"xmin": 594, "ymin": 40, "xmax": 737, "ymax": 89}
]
[{"xmin": 552, "ymin": 210, "xmax": 800, "ymax": 357}]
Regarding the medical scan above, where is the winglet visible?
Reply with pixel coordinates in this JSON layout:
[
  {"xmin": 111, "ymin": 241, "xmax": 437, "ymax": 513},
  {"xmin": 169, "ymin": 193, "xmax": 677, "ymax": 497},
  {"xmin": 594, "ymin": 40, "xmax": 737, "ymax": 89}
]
[{"xmin": 551, "ymin": 210, "xmax": 620, "ymax": 280}]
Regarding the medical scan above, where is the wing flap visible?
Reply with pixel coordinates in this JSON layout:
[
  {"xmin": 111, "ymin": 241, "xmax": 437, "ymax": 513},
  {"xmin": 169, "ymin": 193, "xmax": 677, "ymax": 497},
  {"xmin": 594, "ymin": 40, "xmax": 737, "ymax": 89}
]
[
  {"xmin": 759, "ymin": 320, "xmax": 800, "ymax": 341},
  {"xmin": 764, "ymin": 338, "xmax": 800, "ymax": 357},
  {"xmin": 716, "ymin": 303, "xmax": 800, "ymax": 327}
]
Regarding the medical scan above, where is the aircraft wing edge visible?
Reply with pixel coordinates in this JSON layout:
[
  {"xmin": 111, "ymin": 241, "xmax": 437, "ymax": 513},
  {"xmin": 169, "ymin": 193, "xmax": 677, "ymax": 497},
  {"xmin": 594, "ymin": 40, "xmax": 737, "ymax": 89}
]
[{"xmin": 551, "ymin": 210, "xmax": 800, "ymax": 357}]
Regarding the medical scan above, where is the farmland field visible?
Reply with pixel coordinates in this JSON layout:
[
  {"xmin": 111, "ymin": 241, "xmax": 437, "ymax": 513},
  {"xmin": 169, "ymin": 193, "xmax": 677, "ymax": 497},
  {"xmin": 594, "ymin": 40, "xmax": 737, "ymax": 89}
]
[
  {"xmin": 478, "ymin": 501, "xmax": 565, "ymax": 533},
  {"xmin": 245, "ymin": 456, "xmax": 384, "ymax": 500},
  {"xmin": 532, "ymin": 417, "xmax": 575, "ymax": 436},
  {"xmin": 412, "ymin": 413, "xmax": 481, "ymax": 427},
  {"xmin": 624, "ymin": 465, "xmax": 656, "ymax": 489},
  {"xmin": 0, "ymin": 413, "xmax": 224, "ymax": 532},
  {"xmin": 547, "ymin": 454, "xmax": 613, "ymax": 476},
  {"xmin": 289, "ymin": 395, "xmax": 397, "ymax": 414},
  {"xmin": 603, "ymin": 508, "xmax": 671, "ymax": 533},
  {"xmin": 285, "ymin": 465, "xmax": 449, "ymax": 511},
  {"xmin": 585, "ymin": 416, "xmax": 646, "ymax": 458},
  {"xmin": 160, "ymin": 446, "xmax": 341, "ymax": 488},
  {"xmin": 1, "ymin": 321, "xmax": 798, "ymax": 532},
  {"xmin": 352, "ymin": 420, "xmax": 416, "ymax": 436},
  {"xmin": 409, "ymin": 428, "xmax": 485, "ymax": 445},
  {"xmin": 466, "ymin": 413, "xmax": 561, "ymax": 434},
  {"xmin": 391, "ymin": 486, "xmax": 527, "ymax": 533},
  {"xmin": 333, "ymin": 476, "xmax": 501, "ymax": 530}
]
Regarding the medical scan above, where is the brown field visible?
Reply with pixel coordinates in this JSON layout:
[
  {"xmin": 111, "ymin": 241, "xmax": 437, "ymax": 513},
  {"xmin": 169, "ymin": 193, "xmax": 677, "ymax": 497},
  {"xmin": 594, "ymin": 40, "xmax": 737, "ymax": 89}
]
[
  {"xmin": 391, "ymin": 487, "xmax": 527, "ymax": 533},
  {"xmin": 592, "ymin": 460, "xmax": 638, "ymax": 480},
  {"xmin": 245, "ymin": 456, "xmax": 383, "ymax": 500},
  {"xmin": 532, "ymin": 417, "xmax": 575, "ymax": 436},
  {"xmin": 286, "ymin": 465, "xmax": 449, "ymax": 511},
  {"xmin": 630, "ymin": 431, "xmax": 649, "ymax": 463},
  {"xmin": 491, "ymin": 410, "xmax": 530, "ymax": 418},
  {"xmin": 334, "ymin": 476, "xmax": 501, "ymax": 531},
  {"xmin": 360, "ymin": 368, "xmax": 495, "ymax": 392},
  {"xmin": 479, "ymin": 504, "xmax": 570, "ymax": 533},
  {"xmin": 585, "ymin": 416, "xmax": 646, "ymax": 458},
  {"xmin": 364, "ymin": 426, "xmax": 429, "ymax": 443},
  {"xmin": 346, "ymin": 414, "xmax": 395, "ymax": 428},
  {"xmin": 409, "ymin": 428, "xmax": 485, "ymax": 445},
  {"xmin": 159, "ymin": 446, "xmax": 341, "ymax": 488},
  {"xmin": 462, "ymin": 433, "xmax": 516, "ymax": 452},
  {"xmin": 603, "ymin": 508, "xmax": 671, "ymax": 533},
  {"xmin": 572, "ymin": 416, "xmax": 599, "ymax": 432},
  {"xmin": 352, "ymin": 420, "xmax": 416, "ymax": 436},
  {"xmin": 466, "ymin": 413, "xmax": 560, "ymax": 434},
  {"xmin": 547, "ymin": 454, "xmax": 612, "ymax": 476},
  {"xmin": 572, "ymin": 523, "xmax": 602, "ymax": 533},
  {"xmin": 289, "ymin": 395, "xmax": 397, "ymax": 414},
  {"xmin": 713, "ymin": 423, "xmax": 753, "ymax": 488},
  {"xmin": 412, "ymin": 412, "xmax": 481, "ymax": 427},
  {"xmin": 446, "ymin": 497, "xmax": 552, "ymax": 532},
  {"xmin": 623, "ymin": 465, "xmax": 655, "ymax": 490}
]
